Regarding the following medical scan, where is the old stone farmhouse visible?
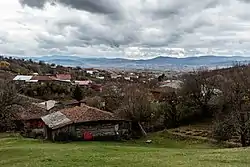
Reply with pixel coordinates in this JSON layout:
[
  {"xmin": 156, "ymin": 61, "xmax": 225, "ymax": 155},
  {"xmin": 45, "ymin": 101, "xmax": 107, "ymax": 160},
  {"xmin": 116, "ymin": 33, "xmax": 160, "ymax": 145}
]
[{"xmin": 41, "ymin": 105, "xmax": 131, "ymax": 141}]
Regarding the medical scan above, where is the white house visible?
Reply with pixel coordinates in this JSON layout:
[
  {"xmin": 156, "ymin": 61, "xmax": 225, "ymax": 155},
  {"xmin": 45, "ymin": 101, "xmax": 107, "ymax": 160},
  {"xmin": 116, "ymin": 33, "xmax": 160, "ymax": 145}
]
[
  {"xmin": 124, "ymin": 76, "xmax": 131, "ymax": 81},
  {"xmin": 159, "ymin": 80, "xmax": 183, "ymax": 89},
  {"xmin": 131, "ymin": 75, "xmax": 139, "ymax": 79},
  {"xmin": 86, "ymin": 70, "xmax": 94, "ymax": 75},
  {"xmin": 111, "ymin": 74, "xmax": 122, "ymax": 79},
  {"xmin": 13, "ymin": 75, "xmax": 33, "ymax": 82},
  {"xmin": 96, "ymin": 76, "xmax": 105, "ymax": 80}
]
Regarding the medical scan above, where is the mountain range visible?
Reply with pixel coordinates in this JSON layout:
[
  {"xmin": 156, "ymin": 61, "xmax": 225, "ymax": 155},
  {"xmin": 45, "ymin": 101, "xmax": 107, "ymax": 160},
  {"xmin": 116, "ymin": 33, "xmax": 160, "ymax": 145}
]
[{"xmin": 23, "ymin": 55, "xmax": 250, "ymax": 71}]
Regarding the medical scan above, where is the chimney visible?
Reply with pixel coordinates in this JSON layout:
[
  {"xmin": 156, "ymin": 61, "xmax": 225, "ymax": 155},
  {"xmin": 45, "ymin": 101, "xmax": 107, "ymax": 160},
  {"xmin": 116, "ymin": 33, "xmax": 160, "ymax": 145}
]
[{"xmin": 45, "ymin": 101, "xmax": 48, "ymax": 110}]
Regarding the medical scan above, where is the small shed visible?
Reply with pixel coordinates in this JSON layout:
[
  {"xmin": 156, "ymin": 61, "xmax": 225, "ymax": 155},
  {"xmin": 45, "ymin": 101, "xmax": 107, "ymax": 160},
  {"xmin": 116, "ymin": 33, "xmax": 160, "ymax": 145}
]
[{"xmin": 41, "ymin": 105, "xmax": 131, "ymax": 141}]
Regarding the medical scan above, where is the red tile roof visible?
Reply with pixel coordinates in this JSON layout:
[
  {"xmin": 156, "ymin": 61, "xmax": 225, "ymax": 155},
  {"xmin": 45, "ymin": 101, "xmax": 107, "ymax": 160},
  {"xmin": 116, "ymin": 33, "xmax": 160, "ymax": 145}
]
[
  {"xmin": 56, "ymin": 74, "xmax": 72, "ymax": 80},
  {"xmin": 59, "ymin": 105, "xmax": 122, "ymax": 123}
]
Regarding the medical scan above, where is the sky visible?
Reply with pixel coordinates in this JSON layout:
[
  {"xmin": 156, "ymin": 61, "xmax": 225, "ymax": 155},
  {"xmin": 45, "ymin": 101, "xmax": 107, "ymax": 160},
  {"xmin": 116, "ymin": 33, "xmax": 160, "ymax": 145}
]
[{"xmin": 1, "ymin": 0, "xmax": 250, "ymax": 59}]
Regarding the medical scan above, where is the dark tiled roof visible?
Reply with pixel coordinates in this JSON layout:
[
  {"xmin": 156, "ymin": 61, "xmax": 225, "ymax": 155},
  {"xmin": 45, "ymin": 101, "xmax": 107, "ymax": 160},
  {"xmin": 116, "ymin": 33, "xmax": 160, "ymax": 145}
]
[
  {"xmin": 14, "ymin": 104, "xmax": 50, "ymax": 120},
  {"xmin": 59, "ymin": 105, "xmax": 122, "ymax": 123},
  {"xmin": 18, "ymin": 94, "xmax": 43, "ymax": 103},
  {"xmin": 14, "ymin": 96, "xmax": 62, "ymax": 120}
]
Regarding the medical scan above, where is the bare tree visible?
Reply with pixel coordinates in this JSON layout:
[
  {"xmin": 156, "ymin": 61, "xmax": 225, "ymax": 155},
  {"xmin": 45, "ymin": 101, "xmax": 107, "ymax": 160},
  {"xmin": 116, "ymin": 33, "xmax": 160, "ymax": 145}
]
[
  {"xmin": 226, "ymin": 67, "xmax": 250, "ymax": 146},
  {"xmin": 159, "ymin": 90, "xmax": 183, "ymax": 128},
  {"xmin": 213, "ymin": 65, "xmax": 250, "ymax": 146},
  {"xmin": 116, "ymin": 84, "xmax": 154, "ymax": 136},
  {"xmin": 101, "ymin": 83, "xmax": 124, "ymax": 112},
  {"xmin": 182, "ymin": 69, "xmax": 219, "ymax": 118},
  {"xmin": 212, "ymin": 101, "xmax": 235, "ymax": 141}
]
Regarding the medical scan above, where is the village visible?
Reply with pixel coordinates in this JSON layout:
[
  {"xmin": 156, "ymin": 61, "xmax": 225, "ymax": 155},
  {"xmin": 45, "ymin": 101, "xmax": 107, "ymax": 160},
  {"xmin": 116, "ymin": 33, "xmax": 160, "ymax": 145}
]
[
  {"xmin": 0, "ymin": 56, "xmax": 246, "ymax": 144},
  {"xmin": 2, "ymin": 55, "xmax": 250, "ymax": 166},
  {"xmin": 2, "ymin": 0, "xmax": 250, "ymax": 165},
  {"xmin": 0, "ymin": 0, "xmax": 250, "ymax": 167},
  {"xmin": 0, "ymin": 57, "xmax": 186, "ymax": 142},
  {"xmin": 11, "ymin": 73, "xmax": 184, "ymax": 141}
]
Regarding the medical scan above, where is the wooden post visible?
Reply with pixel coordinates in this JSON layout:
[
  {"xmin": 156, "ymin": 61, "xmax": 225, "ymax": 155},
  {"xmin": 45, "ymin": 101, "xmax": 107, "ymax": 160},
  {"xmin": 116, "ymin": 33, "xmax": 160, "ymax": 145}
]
[{"xmin": 138, "ymin": 122, "xmax": 147, "ymax": 136}]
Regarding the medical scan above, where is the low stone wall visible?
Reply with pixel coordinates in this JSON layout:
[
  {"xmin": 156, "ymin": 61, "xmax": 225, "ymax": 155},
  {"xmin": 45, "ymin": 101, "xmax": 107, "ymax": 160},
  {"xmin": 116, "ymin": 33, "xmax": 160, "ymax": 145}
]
[{"xmin": 168, "ymin": 129, "xmax": 241, "ymax": 148}]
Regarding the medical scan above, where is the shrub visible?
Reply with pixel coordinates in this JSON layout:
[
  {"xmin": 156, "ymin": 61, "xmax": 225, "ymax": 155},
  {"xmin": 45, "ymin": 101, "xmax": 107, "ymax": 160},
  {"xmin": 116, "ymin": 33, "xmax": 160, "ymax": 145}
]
[{"xmin": 212, "ymin": 120, "xmax": 235, "ymax": 141}]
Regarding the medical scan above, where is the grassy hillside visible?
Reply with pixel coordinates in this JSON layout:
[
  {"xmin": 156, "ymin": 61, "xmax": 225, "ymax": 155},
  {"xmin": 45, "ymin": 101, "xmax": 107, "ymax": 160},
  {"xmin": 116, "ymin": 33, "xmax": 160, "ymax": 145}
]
[{"xmin": 1, "ymin": 133, "xmax": 250, "ymax": 167}]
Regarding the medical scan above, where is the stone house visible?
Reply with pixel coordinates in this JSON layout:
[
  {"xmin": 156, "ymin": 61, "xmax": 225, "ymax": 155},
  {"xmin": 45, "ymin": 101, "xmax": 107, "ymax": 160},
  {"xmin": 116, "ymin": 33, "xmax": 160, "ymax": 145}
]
[{"xmin": 41, "ymin": 105, "xmax": 131, "ymax": 141}]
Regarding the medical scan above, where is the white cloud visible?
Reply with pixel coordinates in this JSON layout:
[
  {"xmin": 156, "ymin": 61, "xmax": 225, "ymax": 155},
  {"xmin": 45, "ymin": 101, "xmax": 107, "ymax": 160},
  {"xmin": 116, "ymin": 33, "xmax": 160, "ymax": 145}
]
[{"xmin": 1, "ymin": 0, "xmax": 250, "ymax": 58}]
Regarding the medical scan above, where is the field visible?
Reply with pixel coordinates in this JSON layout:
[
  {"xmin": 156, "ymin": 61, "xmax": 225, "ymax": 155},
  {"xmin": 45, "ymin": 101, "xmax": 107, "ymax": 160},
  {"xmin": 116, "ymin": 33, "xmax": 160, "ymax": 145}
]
[{"xmin": 1, "ymin": 132, "xmax": 250, "ymax": 167}]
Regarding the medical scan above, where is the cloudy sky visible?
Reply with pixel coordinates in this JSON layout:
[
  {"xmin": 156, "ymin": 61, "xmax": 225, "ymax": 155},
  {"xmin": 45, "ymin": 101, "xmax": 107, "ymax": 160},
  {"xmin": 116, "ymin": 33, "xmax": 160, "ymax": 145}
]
[{"xmin": 1, "ymin": 0, "xmax": 250, "ymax": 59}]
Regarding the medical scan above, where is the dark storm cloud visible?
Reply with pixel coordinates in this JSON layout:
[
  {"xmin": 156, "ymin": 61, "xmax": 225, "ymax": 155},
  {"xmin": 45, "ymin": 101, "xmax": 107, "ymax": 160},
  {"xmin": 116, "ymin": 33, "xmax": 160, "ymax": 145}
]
[
  {"xmin": 238, "ymin": 0, "xmax": 250, "ymax": 3},
  {"xmin": 58, "ymin": 0, "xmax": 121, "ymax": 14},
  {"xmin": 52, "ymin": 15, "xmax": 140, "ymax": 47},
  {"xmin": 204, "ymin": 0, "xmax": 220, "ymax": 8},
  {"xmin": 143, "ymin": 0, "xmax": 221, "ymax": 20},
  {"xmin": 19, "ymin": 0, "xmax": 122, "ymax": 14},
  {"xmin": 19, "ymin": 0, "xmax": 47, "ymax": 8},
  {"xmin": 13, "ymin": 0, "xmax": 250, "ymax": 57},
  {"xmin": 20, "ymin": 0, "xmax": 223, "ymax": 50}
]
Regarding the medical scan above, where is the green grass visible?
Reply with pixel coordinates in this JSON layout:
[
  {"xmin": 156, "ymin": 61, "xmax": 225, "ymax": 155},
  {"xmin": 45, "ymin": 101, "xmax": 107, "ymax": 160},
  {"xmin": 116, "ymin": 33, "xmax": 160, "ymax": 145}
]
[{"xmin": 1, "ymin": 132, "xmax": 250, "ymax": 167}]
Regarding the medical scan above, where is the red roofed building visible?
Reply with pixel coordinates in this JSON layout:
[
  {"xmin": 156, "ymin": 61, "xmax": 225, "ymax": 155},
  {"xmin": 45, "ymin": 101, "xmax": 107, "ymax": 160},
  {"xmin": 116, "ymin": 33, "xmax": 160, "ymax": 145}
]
[
  {"xmin": 56, "ymin": 74, "xmax": 72, "ymax": 81},
  {"xmin": 90, "ymin": 84, "xmax": 103, "ymax": 92},
  {"xmin": 30, "ymin": 76, "xmax": 55, "ymax": 82},
  {"xmin": 74, "ymin": 80, "xmax": 92, "ymax": 86},
  {"xmin": 41, "ymin": 105, "xmax": 131, "ymax": 141}
]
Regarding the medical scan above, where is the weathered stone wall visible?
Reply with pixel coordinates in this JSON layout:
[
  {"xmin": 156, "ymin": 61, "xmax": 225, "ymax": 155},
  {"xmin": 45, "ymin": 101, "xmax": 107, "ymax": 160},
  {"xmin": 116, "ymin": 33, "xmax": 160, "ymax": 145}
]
[
  {"xmin": 22, "ymin": 119, "xmax": 45, "ymax": 138},
  {"xmin": 48, "ymin": 121, "xmax": 131, "ymax": 141},
  {"xmin": 75, "ymin": 122, "xmax": 131, "ymax": 140}
]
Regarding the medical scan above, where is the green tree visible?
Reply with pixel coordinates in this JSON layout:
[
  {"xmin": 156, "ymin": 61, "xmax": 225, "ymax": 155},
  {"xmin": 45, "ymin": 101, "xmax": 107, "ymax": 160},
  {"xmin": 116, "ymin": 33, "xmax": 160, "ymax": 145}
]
[
  {"xmin": 182, "ymin": 69, "xmax": 218, "ymax": 118},
  {"xmin": 160, "ymin": 91, "xmax": 183, "ymax": 128},
  {"xmin": 72, "ymin": 85, "xmax": 84, "ymax": 106},
  {"xmin": 158, "ymin": 74, "xmax": 165, "ymax": 82},
  {"xmin": 213, "ymin": 65, "xmax": 250, "ymax": 147}
]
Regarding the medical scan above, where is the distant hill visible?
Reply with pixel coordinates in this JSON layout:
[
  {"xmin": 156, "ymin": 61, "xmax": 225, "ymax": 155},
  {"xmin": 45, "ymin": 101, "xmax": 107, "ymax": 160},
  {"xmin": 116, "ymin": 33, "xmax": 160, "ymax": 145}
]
[{"xmin": 22, "ymin": 55, "xmax": 250, "ymax": 71}]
